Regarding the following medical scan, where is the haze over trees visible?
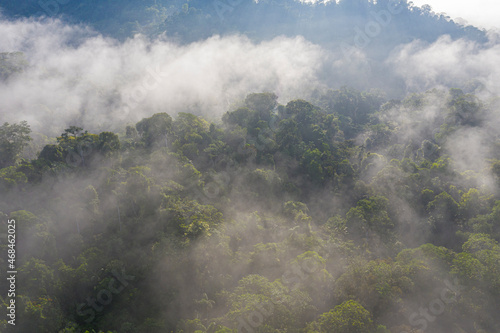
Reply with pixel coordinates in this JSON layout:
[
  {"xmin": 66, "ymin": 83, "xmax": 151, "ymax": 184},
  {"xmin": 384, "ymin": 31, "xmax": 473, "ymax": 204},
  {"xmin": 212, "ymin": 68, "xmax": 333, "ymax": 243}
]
[{"xmin": 1, "ymin": 88, "xmax": 500, "ymax": 332}]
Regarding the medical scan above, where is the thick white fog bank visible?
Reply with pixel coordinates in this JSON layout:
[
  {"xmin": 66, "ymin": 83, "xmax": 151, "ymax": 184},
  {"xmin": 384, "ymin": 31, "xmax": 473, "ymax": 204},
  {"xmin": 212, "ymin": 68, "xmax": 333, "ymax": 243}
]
[
  {"xmin": 0, "ymin": 18, "xmax": 326, "ymax": 134},
  {"xmin": 388, "ymin": 34, "xmax": 500, "ymax": 98},
  {"xmin": 1, "ymin": 17, "xmax": 500, "ymax": 137}
]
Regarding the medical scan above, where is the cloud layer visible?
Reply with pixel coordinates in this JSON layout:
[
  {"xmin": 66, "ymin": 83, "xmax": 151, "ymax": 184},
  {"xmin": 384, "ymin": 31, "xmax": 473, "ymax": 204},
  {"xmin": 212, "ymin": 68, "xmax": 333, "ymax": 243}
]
[
  {"xmin": 1, "ymin": 16, "xmax": 500, "ymax": 139},
  {"xmin": 388, "ymin": 34, "xmax": 500, "ymax": 97},
  {"xmin": 0, "ymin": 17, "xmax": 328, "ymax": 134}
]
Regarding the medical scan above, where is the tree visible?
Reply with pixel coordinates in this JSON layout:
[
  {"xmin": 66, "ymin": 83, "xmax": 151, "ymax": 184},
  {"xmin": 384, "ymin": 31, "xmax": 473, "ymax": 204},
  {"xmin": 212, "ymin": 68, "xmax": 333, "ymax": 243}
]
[
  {"xmin": 451, "ymin": 234, "xmax": 500, "ymax": 329},
  {"xmin": 276, "ymin": 118, "xmax": 302, "ymax": 156},
  {"xmin": 0, "ymin": 121, "xmax": 32, "ymax": 168},
  {"xmin": 335, "ymin": 257, "xmax": 415, "ymax": 320},
  {"xmin": 459, "ymin": 188, "xmax": 488, "ymax": 221},
  {"xmin": 57, "ymin": 126, "xmax": 98, "ymax": 167},
  {"xmin": 283, "ymin": 201, "xmax": 311, "ymax": 222},
  {"xmin": 468, "ymin": 201, "xmax": 500, "ymax": 239},
  {"xmin": 224, "ymin": 274, "xmax": 314, "ymax": 331},
  {"xmin": 38, "ymin": 144, "xmax": 65, "ymax": 165},
  {"xmin": 9, "ymin": 210, "xmax": 39, "ymax": 236},
  {"xmin": 346, "ymin": 196, "xmax": 394, "ymax": 241},
  {"xmin": 307, "ymin": 300, "xmax": 374, "ymax": 333},
  {"xmin": 97, "ymin": 131, "xmax": 121, "ymax": 155},
  {"xmin": 427, "ymin": 191, "xmax": 460, "ymax": 248},
  {"xmin": 0, "ymin": 165, "xmax": 27, "ymax": 189},
  {"xmin": 301, "ymin": 148, "xmax": 326, "ymax": 183},
  {"xmin": 136, "ymin": 112, "xmax": 172, "ymax": 149},
  {"xmin": 492, "ymin": 160, "xmax": 500, "ymax": 179},
  {"xmin": 17, "ymin": 295, "xmax": 64, "ymax": 333},
  {"xmin": 171, "ymin": 112, "xmax": 211, "ymax": 160},
  {"xmin": 244, "ymin": 92, "xmax": 278, "ymax": 120},
  {"xmin": 160, "ymin": 196, "xmax": 223, "ymax": 240},
  {"xmin": 222, "ymin": 107, "xmax": 257, "ymax": 129},
  {"xmin": 446, "ymin": 88, "xmax": 483, "ymax": 127},
  {"xmin": 18, "ymin": 258, "xmax": 57, "ymax": 299}
]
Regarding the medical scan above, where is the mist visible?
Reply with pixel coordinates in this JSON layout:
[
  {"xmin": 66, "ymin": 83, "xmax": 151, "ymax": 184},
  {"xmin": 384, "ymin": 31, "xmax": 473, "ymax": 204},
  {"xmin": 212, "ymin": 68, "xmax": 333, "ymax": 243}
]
[
  {"xmin": 1, "ymin": 14, "xmax": 499, "ymax": 137},
  {"xmin": 0, "ymin": 17, "xmax": 328, "ymax": 135}
]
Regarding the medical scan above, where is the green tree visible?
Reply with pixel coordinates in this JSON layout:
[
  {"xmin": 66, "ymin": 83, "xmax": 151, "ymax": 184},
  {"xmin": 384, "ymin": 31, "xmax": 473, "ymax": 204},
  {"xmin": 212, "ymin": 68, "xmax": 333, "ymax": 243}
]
[
  {"xmin": 17, "ymin": 295, "xmax": 64, "ymax": 333},
  {"xmin": 171, "ymin": 112, "xmax": 211, "ymax": 160},
  {"xmin": 276, "ymin": 118, "xmax": 302, "ymax": 156},
  {"xmin": 244, "ymin": 92, "xmax": 278, "ymax": 120},
  {"xmin": 97, "ymin": 131, "xmax": 121, "ymax": 155},
  {"xmin": 468, "ymin": 201, "xmax": 500, "ymax": 239},
  {"xmin": 427, "ymin": 191, "xmax": 460, "ymax": 247},
  {"xmin": 224, "ymin": 274, "xmax": 313, "ymax": 332},
  {"xmin": 459, "ymin": 188, "xmax": 489, "ymax": 220},
  {"xmin": 223, "ymin": 107, "xmax": 257, "ymax": 128},
  {"xmin": 57, "ymin": 126, "xmax": 98, "ymax": 167},
  {"xmin": 346, "ymin": 196, "xmax": 394, "ymax": 241},
  {"xmin": 301, "ymin": 148, "xmax": 326, "ymax": 183},
  {"xmin": 0, "ymin": 121, "xmax": 32, "ymax": 168},
  {"xmin": 446, "ymin": 88, "xmax": 483, "ymax": 127},
  {"xmin": 0, "ymin": 165, "xmax": 28, "ymax": 189},
  {"xmin": 307, "ymin": 300, "xmax": 374, "ymax": 333},
  {"xmin": 160, "ymin": 196, "xmax": 223, "ymax": 240},
  {"xmin": 18, "ymin": 258, "xmax": 57, "ymax": 299},
  {"xmin": 38, "ymin": 144, "xmax": 65, "ymax": 165}
]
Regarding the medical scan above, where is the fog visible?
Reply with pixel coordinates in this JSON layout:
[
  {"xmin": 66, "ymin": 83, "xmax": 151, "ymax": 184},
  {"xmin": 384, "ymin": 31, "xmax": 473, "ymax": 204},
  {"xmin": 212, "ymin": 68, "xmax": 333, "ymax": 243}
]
[
  {"xmin": 388, "ymin": 34, "xmax": 500, "ymax": 97},
  {"xmin": 0, "ymin": 17, "xmax": 327, "ymax": 135},
  {"xmin": 1, "ymin": 15, "xmax": 499, "ymax": 137}
]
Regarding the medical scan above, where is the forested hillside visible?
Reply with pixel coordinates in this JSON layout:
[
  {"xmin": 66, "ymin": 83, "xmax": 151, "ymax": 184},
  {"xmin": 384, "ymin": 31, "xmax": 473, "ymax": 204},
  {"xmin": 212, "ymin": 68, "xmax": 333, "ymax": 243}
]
[
  {"xmin": 0, "ymin": 0, "xmax": 486, "ymax": 45},
  {"xmin": 1, "ymin": 89, "xmax": 500, "ymax": 332}
]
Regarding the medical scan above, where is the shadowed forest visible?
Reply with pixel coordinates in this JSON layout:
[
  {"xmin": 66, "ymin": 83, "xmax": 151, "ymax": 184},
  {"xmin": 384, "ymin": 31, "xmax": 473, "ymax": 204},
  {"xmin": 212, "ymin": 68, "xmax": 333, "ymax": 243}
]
[{"xmin": 2, "ymin": 88, "xmax": 500, "ymax": 332}]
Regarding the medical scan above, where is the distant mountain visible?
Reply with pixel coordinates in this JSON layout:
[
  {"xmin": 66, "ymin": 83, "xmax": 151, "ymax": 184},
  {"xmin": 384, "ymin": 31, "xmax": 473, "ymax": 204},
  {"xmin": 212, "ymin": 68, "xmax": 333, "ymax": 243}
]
[
  {"xmin": 1, "ymin": 0, "xmax": 487, "ymax": 51},
  {"xmin": 0, "ymin": 0, "xmax": 184, "ymax": 38}
]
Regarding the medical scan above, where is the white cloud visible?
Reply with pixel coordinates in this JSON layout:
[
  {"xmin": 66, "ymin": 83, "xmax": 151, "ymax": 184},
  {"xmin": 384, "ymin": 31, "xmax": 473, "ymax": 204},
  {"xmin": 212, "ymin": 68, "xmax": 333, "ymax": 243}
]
[
  {"xmin": 387, "ymin": 35, "xmax": 500, "ymax": 96},
  {"xmin": 0, "ymin": 18, "xmax": 327, "ymax": 135}
]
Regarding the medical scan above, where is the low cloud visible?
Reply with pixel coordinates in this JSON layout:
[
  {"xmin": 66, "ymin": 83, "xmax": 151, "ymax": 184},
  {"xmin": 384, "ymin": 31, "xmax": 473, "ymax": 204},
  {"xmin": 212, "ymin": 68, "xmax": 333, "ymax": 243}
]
[
  {"xmin": 387, "ymin": 34, "xmax": 500, "ymax": 97},
  {"xmin": 0, "ymin": 17, "xmax": 326, "ymax": 135}
]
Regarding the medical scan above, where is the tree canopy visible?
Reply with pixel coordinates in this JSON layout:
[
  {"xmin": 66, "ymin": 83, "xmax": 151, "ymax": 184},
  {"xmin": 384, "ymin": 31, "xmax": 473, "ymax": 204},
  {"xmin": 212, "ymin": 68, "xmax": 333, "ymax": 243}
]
[{"xmin": 2, "ymin": 88, "xmax": 500, "ymax": 332}]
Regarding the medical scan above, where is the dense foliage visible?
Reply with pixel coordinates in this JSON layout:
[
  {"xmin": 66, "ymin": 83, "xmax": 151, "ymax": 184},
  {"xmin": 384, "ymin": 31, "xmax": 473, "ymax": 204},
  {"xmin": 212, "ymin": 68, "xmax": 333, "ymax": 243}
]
[{"xmin": 1, "ymin": 88, "xmax": 500, "ymax": 332}]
